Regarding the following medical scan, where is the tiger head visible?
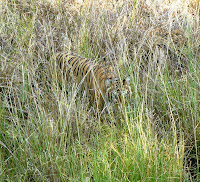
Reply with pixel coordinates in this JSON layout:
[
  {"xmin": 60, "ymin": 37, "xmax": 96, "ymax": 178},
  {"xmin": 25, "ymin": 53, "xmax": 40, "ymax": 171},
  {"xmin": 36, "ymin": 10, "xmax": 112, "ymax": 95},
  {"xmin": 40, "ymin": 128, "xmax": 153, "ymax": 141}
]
[{"xmin": 104, "ymin": 76, "xmax": 131, "ymax": 109}]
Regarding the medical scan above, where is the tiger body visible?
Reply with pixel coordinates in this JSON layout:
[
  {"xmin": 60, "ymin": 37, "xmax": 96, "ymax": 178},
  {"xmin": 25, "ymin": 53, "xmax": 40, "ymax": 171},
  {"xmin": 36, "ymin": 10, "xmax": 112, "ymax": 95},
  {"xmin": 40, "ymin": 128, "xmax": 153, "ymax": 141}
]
[{"xmin": 56, "ymin": 52, "xmax": 130, "ymax": 110}]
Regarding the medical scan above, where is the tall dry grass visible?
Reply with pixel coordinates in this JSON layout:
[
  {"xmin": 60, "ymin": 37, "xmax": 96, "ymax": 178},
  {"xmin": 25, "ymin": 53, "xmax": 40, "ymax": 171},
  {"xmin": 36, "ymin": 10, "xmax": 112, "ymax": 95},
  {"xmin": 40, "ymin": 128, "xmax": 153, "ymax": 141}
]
[{"xmin": 0, "ymin": 0, "xmax": 199, "ymax": 181}]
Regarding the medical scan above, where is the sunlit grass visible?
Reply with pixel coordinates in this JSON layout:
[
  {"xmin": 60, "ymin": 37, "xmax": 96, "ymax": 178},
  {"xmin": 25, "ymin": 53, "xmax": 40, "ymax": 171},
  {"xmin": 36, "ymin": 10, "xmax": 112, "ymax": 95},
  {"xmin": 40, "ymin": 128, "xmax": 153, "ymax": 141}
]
[{"xmin": 0, "ymin": 0, "xmax": 199, "ymax": 181}]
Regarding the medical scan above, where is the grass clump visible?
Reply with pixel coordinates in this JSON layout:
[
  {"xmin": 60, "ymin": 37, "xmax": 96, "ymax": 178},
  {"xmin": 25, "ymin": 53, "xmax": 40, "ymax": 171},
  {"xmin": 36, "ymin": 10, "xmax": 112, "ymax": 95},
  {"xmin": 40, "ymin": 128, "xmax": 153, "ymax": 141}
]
[{"xmin": 0, "ymin": 0, "xmax": 199, "ymax": 181}]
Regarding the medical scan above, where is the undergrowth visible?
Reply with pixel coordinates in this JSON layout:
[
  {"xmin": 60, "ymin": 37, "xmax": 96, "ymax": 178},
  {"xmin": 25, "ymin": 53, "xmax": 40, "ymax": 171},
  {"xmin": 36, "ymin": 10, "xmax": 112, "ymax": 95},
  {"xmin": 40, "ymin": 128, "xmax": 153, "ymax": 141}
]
[{"xmin": 0, "ymin": 0, "xmax": 199, "ymax": 181}]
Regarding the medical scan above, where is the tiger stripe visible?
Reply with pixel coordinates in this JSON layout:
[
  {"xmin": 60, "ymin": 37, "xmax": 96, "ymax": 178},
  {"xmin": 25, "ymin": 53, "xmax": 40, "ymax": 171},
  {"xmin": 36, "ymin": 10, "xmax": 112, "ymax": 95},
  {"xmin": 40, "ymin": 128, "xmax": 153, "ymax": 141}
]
[{"xmin": 56, "ymin": 52, "xmax": 130, "ymax": 110}]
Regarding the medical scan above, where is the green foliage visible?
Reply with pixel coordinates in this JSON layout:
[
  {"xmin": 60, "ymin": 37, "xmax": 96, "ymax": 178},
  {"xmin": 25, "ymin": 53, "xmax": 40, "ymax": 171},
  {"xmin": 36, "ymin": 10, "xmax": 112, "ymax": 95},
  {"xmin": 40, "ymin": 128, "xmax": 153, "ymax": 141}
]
[{"xmin": 0, "ymin": 0, "xmax": 199, "ymax": 181}]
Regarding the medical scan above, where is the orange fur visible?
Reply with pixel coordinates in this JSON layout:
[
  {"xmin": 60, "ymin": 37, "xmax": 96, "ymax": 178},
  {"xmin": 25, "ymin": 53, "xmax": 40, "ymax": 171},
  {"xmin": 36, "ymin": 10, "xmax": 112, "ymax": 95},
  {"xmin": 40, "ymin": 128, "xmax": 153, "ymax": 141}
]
[{"xmin": 57, "ymin": 52, "xmax": 130, "ymax": 110}]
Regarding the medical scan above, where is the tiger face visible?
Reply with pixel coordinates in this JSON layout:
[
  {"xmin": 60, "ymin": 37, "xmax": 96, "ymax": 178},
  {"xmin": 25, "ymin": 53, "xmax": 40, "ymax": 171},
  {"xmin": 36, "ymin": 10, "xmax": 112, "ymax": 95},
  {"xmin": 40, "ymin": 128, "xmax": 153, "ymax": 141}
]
[{"xmin": 104, "ymin": 76, "xmax": 131, "ymax": 108}]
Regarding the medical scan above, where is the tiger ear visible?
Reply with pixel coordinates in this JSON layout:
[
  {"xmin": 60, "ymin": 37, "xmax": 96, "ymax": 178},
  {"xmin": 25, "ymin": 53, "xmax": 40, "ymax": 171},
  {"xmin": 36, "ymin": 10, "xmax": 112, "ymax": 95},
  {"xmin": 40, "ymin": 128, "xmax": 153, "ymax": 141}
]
[
  {"xmin": 123, "ymin": 76, "xmax": 130, "ymax": 85},
  {"xmin": 105, "ymin": 79, "xmax": 110, "ymax": 87}
]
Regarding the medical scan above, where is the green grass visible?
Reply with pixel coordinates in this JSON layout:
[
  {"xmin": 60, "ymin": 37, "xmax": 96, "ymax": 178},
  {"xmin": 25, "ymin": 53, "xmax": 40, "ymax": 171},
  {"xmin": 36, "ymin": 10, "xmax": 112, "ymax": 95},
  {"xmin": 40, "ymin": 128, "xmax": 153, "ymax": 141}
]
[{"xmin": 0, "ymin": 0, "xmax": 200, "ymax": 181}]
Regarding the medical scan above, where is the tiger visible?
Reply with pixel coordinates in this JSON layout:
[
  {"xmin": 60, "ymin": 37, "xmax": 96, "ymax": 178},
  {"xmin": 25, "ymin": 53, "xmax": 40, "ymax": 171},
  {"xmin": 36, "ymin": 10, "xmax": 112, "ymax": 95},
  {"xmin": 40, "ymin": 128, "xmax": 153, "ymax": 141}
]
[{"xmin": 56, "ymin": 52, "xmax": 130, "ymax": 111}]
